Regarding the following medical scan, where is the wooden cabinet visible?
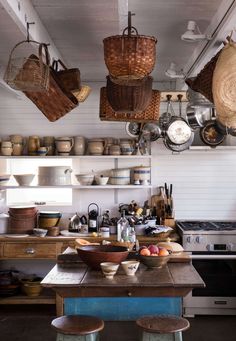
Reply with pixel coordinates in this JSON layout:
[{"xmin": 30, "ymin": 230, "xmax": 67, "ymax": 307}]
[{"xmin": 2, "ymin": 242, "xmax": 61, "ymax": 259}]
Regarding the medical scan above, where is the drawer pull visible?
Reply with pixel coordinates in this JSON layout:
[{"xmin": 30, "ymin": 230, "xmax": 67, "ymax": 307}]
[
  {"xmin": 25, "ymin": 248, "xmax": 35, "ymax": 254},
  {"xmin": 127, "ymin": 291, "xmax": 132, "ymax": 297}
]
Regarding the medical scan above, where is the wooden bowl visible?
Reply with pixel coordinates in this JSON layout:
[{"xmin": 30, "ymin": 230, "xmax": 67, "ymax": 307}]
[
  {"xmin": 76, "ymin": 245, "xmax": 129, "ymax": 270},
  {"xmin": 139, "ymin": 254, "xmax": 170, "ymax": 269}
]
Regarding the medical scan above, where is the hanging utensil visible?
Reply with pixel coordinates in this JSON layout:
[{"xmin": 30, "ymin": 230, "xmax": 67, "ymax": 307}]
[
  {"xmin": 142, "ymin": 122, "xmax": 162, "ymax": 141},
  {"xmin": 159, "ymin": 94, "xmax": 173, "ymax": 131},
  {"xmin": 199, "ymin": 108, "xmax": 226, "ymax": 147},
  {"xmin": 125, "ymin": 122, "xmax": 142, "ymax": 138}
]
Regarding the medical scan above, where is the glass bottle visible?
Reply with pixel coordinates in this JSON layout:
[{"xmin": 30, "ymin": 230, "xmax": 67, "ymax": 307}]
[
  {"xmin": 129, "ymin": 226, "xmax": 136, "ymax": 243},
  {"xmin": 117, "ymin": 210, "xmax": 129, "ymax": 241}
]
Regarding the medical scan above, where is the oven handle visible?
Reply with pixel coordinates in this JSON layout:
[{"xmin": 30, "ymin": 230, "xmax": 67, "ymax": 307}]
[{"xmin": 191, "ymin": 254, "xmax": 236, "ymax": 260}]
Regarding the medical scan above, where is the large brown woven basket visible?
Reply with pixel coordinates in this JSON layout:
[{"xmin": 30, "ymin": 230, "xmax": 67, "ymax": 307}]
[
  {"xmin": 52, "ymin": 59, "xmax": 81, "ymax": 93},
  {"xmin": 100, "ymin": 87, "xmax": 160, "ymax": 122},
  {"xmin": 185, "ymin": 36, "xmax": 232, "ymax": 103},
  {"xmin": 24, "ymin": 64, "xmax": 78, "ymax": 122},
  {"xmin": 103, "ymin": 12, "xmax": 157, "ymax": 80},
  {"xmin": 106, "ymin": 75, "xmax": 153, "ymax": 112}
]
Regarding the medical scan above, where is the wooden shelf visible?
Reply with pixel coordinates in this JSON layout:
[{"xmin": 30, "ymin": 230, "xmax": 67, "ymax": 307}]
[{"xmin": 0, "ymin": 289, "xmax": 55, "ymax": 305}]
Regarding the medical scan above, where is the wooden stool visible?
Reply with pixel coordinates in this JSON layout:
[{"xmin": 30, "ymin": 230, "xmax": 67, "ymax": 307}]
[
  {"xmin": 51, "ymin": 315, "xmax": 104, "ymax": 341},
  {"xmin": 136, "ymin": 315, "xmax": 190, "ymax": 341}
]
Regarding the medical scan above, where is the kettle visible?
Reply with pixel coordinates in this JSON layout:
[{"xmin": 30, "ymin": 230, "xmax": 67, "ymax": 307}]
[{"xmin": 69, "ymin": 212, "xmax": 81, "ymax": 232}]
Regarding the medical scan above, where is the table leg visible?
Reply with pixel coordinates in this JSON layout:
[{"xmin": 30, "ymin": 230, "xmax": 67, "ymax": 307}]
[{"xmin": 56, "ymin": 293, "xmax": 64, "ymax": 316}]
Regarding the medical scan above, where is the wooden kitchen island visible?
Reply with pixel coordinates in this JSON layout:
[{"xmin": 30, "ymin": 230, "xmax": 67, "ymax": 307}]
[{"xmin": 42, "ymin": 250, "xmax": 204, "ymax": 320}]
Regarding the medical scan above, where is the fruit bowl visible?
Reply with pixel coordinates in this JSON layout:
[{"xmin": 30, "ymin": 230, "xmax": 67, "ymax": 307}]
[
  {"xmin": 139, "ymin": 254, "xmax": 170, "ymax": 269},
  {"xmin": 76, "ymin": 245, "xmax": 129, "ymax": 270}
]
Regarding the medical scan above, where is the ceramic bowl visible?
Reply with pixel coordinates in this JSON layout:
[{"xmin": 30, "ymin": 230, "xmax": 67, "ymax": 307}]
[
  {"xmin": 139, "ymin": 254, "xmax": 170, "ymax": 269},
  {"xmin": 0, "ymin": 174, "xmax": 11, "ymax": 185},
  {"xmin": 76, "ymin": 245, "xmax": 129, "ymax": 270},
  {"xmin": 100, "ymin": 262, "xmax": 120, "ymax": 279},
  {"xmin": 21, "ymin": 277, "xmax": 43, "ymax": 297},
  {"xmin": 13, "ymin": 174, "xmax": 35, "ymax": 186},
  {"xmin": 75, "ymin": 174, "xmax": 94, "ymax": 186},
  {"xmin": 38, "ymin": 216, "xmax": 61, "ymax": 228},
  {"xmin": 121, "ymin": 260, "xmax": 140, "ymax": 276},
  {"xmin": 95, "ymin": 176, "xmax": 109, "ymax": 185},
  {"xmin": 33, "ymin": 228, "xmax": 48, "ymax": 237}
]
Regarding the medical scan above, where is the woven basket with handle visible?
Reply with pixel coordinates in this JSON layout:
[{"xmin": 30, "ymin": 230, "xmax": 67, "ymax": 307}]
[
  {"xmin": 100, "ymin": 87, "xmax": 160, "ymax": 122},
  {"xmin": 52, "ymin": 59, "xmax": 81, "ymax": 93},
  {"xmin": 106, "ymin": 75, "xmax": 153, "ymax": 112},
  {"xmin": 103, "ymin": 12, "xmax": 157, "ymax": 80}
]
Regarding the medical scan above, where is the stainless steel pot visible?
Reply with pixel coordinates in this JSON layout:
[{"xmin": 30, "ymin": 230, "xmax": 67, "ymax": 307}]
[
  {"xmin": 164, "ymin": 131, "xmax": 194, "ymax": 152},
  {"xmin": 186, "ymin": 105, "xmax": 212, "ymax": 130},
  {"xmin": 199, "ymin": 109, "xmax": 226, "ymax": 147}
]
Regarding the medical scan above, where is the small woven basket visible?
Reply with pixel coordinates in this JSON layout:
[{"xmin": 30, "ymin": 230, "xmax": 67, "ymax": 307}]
[
  {"xmin": 100, "ymin": 87, "xmax": 160, "ymax": 122},
  {"xmin": 103, "ymin": 13, "xmax": 157, "ymax": 80},
  {"xmin": 52, "ymin": 59, "xmax": 81, "ymax": 92},
  {"xmin": 106, "ymin": 75, "xmax": 153, "ymax": 112},
  {"xmin": 4, "ymin": 41, "xmax": 50, "ymax": 92}
]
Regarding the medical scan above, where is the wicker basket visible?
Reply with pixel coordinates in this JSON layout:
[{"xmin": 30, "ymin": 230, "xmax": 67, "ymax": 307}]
[
  {"xmin": 106, "ymin": 75, "xmax": 153, "ymax": 112},
  {"xmin": 52, "ymin": 59, "xmax": 81, "ymax": 93},
  {"xmin": 185, "ymin": 36, "xmax": 233, "ymax": 103},
  {"xmin": 4, "ymin": 41, "xmax": 50, "ymax": 92},
  {"xmin": 103, "ymin": 13, "xmax": 157, "ymax": 80},
  {"xmin": 100, "ymin": 87, "xmax": 160, "ymax": 122},
  {"xmin": 72, "ymin": 85, "xmax": 92, "ymax": 102}
]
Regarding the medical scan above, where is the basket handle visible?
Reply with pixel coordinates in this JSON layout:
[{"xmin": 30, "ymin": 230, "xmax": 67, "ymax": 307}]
[
  {"xmin": 52, "ymin": 59, "xmax": 68, "ymax": 71},
  {"xmin": 38, "ymin": 43, "xmax": 51, "ymax": 67}
]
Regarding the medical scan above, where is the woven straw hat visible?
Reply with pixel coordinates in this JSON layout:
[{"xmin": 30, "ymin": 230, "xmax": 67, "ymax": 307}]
[
  {"xmin": 212, "ymin": 41, "xmax": 236, "ymax": 121},
  {"xmin": 72, "ymin": 85, "xmax": 91, "ymax": 102}
]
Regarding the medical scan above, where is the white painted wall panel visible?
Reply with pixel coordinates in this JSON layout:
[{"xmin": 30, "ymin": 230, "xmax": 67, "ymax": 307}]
[{"xmin": 0, "ymin": 82, "xmax": 236, "ymax": 221}]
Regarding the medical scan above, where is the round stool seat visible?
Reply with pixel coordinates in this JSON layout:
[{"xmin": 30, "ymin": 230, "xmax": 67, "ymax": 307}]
[
  {"xmin": 51, "ymin": 315, "xmax": 104, "ymax": 336},
  {"xmin": 136, "ymin": 315, "xmax": 190, "ymax": 334}
]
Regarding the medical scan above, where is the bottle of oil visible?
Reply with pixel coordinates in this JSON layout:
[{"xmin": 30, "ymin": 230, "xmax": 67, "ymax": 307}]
[{"xmin": 117, "ymin": 210, "xmax": 129, "ymax": 241}]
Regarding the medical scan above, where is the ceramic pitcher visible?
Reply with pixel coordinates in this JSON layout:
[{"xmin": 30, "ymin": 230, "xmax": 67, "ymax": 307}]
[
  {"xmin": 55, "ymin": 137, "xmax": 74, "ymax": 155},
  {"xmin": 28, "ymin": 136, "xmax": 40, "ymax": 155},
  {"xmin": 73, "ymin": 136, "xmax": 86, "ymax": 155}
]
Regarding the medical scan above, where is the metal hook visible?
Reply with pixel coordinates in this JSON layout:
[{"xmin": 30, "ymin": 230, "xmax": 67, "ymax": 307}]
[{"xmin": 26, "ymin": 22, "xmax": 35, "ymax": 42}]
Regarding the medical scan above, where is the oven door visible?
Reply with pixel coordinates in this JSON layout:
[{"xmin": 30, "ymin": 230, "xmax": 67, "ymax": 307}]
[{"xmin": 183, "ymin": 253, "xmax": 236, "ymax": 317}]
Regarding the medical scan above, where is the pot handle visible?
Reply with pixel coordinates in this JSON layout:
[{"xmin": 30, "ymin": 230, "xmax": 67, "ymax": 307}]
[{"xmin": 64, "ymin": 168, "xmax": 73, "ymax": 174}]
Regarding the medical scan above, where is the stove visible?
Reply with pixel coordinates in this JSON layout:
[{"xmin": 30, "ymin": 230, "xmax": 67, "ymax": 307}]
[{"xmin": 177, "ymin": 220, "xmax": 236, "ymax": 252}]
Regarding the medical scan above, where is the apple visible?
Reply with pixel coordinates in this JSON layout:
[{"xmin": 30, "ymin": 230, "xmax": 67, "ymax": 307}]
[
  {"xmin": 148, "ymin": 244, "xmax": 159, "ymax": 254},
  {"xmin": 140, "ymin": 248, "xmax": 151, "ymax": 256},
  {"xmin": 158, "ymin": 247, "xmax": 169, "ymax": 257}
]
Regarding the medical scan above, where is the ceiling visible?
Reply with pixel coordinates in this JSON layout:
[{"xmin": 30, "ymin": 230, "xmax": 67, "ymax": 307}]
[{"xmin": 0, "ymin": 0, "xmax": 235, "ymax": 86}]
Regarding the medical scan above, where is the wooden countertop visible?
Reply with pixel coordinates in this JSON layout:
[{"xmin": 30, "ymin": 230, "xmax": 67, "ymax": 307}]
[{"xmin": 41, "ymin": 251, "xmax": 204, "ymax": 298}]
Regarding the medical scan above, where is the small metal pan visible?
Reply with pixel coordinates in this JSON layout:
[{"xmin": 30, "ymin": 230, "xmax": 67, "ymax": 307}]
[
  {"xmin": 164, "ymin": 131, "xmax": 194, "ymax": 152},
  {"xmin": 199, "ymin": 109, "xmax": 226, "ymax": 147}
]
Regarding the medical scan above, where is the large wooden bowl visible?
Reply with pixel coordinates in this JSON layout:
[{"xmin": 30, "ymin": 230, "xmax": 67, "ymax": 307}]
[{"xmin": 76, "ymin": 245, "xmax": 129, "ymax": 270}]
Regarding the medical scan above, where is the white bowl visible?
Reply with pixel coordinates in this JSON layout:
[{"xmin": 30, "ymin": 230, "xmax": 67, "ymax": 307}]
[
  {"xmin": 0, "ymin": 174, "xmax": 11, "ymax": 185},
  {"xmin": 13, "ymin": 174, "xmax": 35, "ymax": 186},
  {"xmin": 100, "ymin": 262, "xmax": 120, "ymax": 279},
  {"xmin": 121, "ymin": 260, "xmax": 140, "ymax": 276},
  {"xmin": 109, "ymin": 176, "xmax": 130, "ymax": 185},
  {"xmin": 95, "ymin": 176, "xmax": 109, "ymax": 185},
  {"xmin": 75, "ymin": 174, "xmax": 94, "ymax": 186},
  {"xmin": 33, "ymin": 228, "xmax": 47, "ymax": 237}
]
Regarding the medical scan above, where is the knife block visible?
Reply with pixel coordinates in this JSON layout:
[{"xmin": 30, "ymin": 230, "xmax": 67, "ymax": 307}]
[{"xmin": 162, "ymin": 218, "xmax": 176, "ymax": 229}]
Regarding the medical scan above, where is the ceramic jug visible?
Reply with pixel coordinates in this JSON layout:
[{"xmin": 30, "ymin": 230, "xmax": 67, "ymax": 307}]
[
  {"xmin": 55, "ymin": 137, "xmax": 74, "ymax": 155},
  {"xmin": 87, "ymin": 138, "xmax": 106, "ymax": 155},
  {"xmin": 1, "ymin": 141, "xmax": 13, "ymax": 156},
  {"xmin": 28, "ymin": 136, "xmax": 40, "ymax": 155},
  {"xmin": 73, "ymin": 136, "xmax": 86, "ymax": 155},
  {"xmin": 43, "ymin": 136, "xmax": 55, "ymax": 156}
]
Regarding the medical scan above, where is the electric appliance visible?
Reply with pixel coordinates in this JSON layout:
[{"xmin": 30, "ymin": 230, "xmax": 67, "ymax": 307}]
[{"xmin": 177, "ymin": 220, "xmax": 236, "ymax": 317}]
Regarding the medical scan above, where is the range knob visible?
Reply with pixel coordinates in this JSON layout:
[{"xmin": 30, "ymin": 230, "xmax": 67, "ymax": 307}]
[
  {"xmin": 186, "ymin": 235, "xmax": 194, "ymax": 243},
  {"xmin": 227, "ymin": 243, "xmax": 234, "ymax": 251},
  {"xmin": 195, "ymin": 236, "xmax": 203, "ymax": 244}
]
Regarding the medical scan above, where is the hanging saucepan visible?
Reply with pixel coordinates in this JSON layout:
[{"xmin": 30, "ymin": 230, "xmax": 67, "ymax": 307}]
[
  {"xmin": 142, "ymin": 122, "xmax": 162, "ymax": 141},
  {"xmin": 165, "ymin": 94, "xmax": 192, "ymax": 145},
  {"xmin": 164, "ymin": 131, "xmax": 194, "ymax": 152},
  {"xmin": 158, "ymin": 94, "xmax": 173, "ymax": 131},
  {"xmin": 186, "ymin": 105, "xmax": 212, "ymax": 130},
  {"xmin": 215, "ymin": 118, "xmax": 236, "ymax": 137},
  {"xmin": 125, "ymin": 122, "xmax": 142, "ymax": 138},
  {"xmin": 199, "ymin": 108, "xmax": 226, "ymax": 147}
]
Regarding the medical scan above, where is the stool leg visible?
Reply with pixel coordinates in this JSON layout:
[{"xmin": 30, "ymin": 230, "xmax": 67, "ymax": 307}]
[
  {"xmin": 174, "ymin": 331, "xmax": 183, "ymax": 341},
  {"xmin": 56, "ymin": 332, "xmax": 99, "ymax": 341},
  {"xmin": 141, "ymin": 331, "xmax": 175, "ymax": 340}
]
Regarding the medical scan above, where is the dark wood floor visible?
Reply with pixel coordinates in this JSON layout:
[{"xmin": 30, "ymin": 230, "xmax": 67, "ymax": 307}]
[{"xmin": 0, "ymin": 305, "xmax": 236, "ymax": 341}]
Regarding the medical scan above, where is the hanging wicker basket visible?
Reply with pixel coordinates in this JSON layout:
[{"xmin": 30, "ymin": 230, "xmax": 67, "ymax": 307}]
[
  {"xmin": 4, "ymin": 40, "xmax": 50, "ymax": 92},
  {"xmin": 106, "ymin": 75, "xmax": 153, "ymax": 112},
  {"xmin": 100, "ymin": 87, "xmax": 160, "ymax": 122},
  {"xmin": 103, "ymin": 12, "xmax": 157, "ymax": 80},
  {"xmin": 213, "ymin": 40, "xmax": 236, "ymax": 121}
]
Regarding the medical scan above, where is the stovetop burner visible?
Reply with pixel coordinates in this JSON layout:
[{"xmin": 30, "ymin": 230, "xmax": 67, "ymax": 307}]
[{"xmin": 177, "ymin": 221, "xmax": 236, "ymax": 232}]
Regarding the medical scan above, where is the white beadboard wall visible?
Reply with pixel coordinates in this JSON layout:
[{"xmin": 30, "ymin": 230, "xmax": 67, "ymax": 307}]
[{"xmin": 0, "ymin": 81, "xmax": 236, "ymax": 221}]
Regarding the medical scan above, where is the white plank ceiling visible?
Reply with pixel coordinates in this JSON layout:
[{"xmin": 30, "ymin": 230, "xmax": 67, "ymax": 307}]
[{"xmin": 0, "ymin": 0, "xmax": 235, "ymax": 84}]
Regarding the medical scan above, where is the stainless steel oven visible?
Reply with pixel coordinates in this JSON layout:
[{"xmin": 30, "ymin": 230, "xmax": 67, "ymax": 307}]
[{"xmin": 177, "ymin": 221, "xmax": 236, "ymax": 317}]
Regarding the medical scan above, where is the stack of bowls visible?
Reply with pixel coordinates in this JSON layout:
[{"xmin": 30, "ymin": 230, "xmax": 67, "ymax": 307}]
[
  {"xmin": 8, "ymin": 205, "xmax": 38, "ymax": 234},
  {"xmin": 109, "ymin": 168, "xmax": 130, "ymax": 185},
  {"xmin": 38, "ymin": 211, "xmax": 62, "ymax": 236}
]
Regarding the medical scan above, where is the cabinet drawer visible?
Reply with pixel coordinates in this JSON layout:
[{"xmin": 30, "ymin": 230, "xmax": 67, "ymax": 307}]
[{"xmin": 3, "ymin": 243, "xmax": 58, "ymax": 259}]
